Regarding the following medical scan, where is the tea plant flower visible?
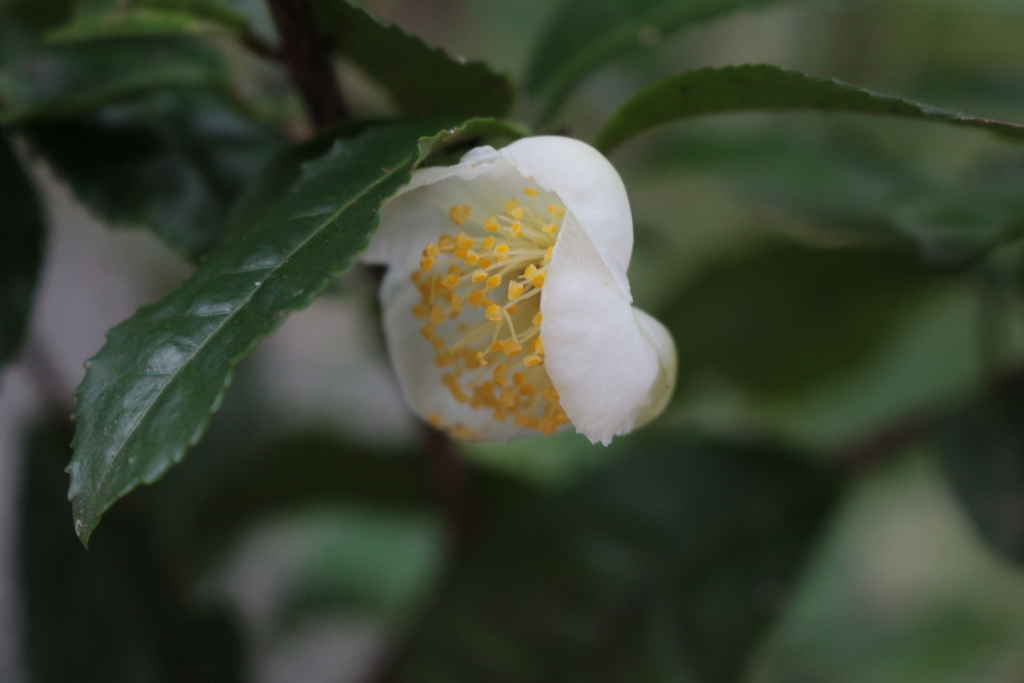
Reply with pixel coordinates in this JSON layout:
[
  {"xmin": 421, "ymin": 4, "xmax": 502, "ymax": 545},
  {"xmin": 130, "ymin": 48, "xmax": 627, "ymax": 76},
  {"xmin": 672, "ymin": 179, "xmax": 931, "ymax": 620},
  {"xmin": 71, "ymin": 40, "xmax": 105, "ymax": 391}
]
[{"xmin": 363, "ymin": 136, "xmax": 676, "ymax": 444}]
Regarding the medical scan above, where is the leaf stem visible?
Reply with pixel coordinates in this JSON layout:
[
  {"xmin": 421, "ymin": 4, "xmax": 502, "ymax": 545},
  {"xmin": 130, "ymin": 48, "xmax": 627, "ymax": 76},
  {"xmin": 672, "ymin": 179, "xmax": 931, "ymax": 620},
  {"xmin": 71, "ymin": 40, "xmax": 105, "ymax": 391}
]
[{"xmin": 265, "ymin": 0, "xmax": 348, "ymax": 129}]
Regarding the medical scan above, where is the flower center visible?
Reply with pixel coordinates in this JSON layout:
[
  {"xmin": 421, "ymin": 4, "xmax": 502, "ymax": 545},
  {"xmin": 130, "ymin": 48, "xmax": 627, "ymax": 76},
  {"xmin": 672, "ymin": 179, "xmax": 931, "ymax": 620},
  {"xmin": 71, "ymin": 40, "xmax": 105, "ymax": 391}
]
[{"xmin": 411, "ymin": 185, "xmax": 570, "ymax": 438}]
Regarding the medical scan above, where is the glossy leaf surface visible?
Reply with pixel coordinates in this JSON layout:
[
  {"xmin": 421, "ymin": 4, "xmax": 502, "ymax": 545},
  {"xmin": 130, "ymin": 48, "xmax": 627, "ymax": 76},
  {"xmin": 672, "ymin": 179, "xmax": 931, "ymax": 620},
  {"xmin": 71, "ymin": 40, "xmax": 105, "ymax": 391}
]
[
  {"xmin": 0, "ymin": 132, "xmax": 45, "ymax": 368},
  {"xmin": 395, "ymin": 435, "xmax": 840, "ymax": 682},
  {"xmin": 67, "ymin": 118, "xmax": 523, "ymax": 545},
  {"xmin": 311, "ymin": 0, "xmax": 513, "ymax": 119},
  {"xmin": 595, "ymin": 65, "xmax": 1024, "ymax": 152},
  {"xmin": 525, "ymin": 0, "xmax": 786, "ymax": 123}
]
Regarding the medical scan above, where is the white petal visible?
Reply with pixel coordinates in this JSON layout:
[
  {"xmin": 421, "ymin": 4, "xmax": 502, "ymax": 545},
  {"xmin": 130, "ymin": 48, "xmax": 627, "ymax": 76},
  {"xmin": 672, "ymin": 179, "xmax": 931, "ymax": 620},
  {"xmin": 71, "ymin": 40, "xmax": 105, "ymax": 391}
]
[
  {"xmin": 631, "ymin": 307, "xmax": 677, "ymax": 427},
  {"xmin": 499, "ymin": 136, "xmax": 633, "ymax": 295},
  {"xmin": 542, "ymin": 214, "xmax": 670, "ymax": 445},
  {"xmin": 378, "ymin": 272, "xmax": 539, "ymax": 441}
]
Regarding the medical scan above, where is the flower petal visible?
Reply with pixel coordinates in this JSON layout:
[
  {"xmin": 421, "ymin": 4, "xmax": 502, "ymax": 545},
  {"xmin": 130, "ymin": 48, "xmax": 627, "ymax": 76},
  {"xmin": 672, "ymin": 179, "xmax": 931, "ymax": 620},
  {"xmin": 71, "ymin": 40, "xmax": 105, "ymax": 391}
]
[
  {"xmin": 541, "ymin": 214, "xmax": 673, "ymax": 444},
  {"xmin": 377, "ymin": 271, "xmax": 540, "ymax": 441},
  {"xmin": 499, "ymin": 136, "xmax": 633, "ymax": 294}
]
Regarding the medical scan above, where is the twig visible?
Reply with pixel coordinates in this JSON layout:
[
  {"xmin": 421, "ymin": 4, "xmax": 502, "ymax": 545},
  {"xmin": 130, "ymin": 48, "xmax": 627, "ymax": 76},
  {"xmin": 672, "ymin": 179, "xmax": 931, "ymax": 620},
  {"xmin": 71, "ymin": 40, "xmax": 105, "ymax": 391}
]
[
  {"xmin": 424, "ymin": 426, "xmax": 475, "ymax": 558},
  {"xmin": 239, "ymin": 31, "xmax": 284, "ymax": 61},
  {"xmin": 265, "ymin": 0, "xmax": 348, "ymax": 129}
]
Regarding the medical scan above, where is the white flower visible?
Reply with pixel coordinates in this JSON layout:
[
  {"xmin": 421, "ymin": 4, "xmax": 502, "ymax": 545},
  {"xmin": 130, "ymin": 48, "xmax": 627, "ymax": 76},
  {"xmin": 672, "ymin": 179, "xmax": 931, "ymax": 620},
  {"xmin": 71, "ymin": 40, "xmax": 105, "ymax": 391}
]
[{"xmin": 362, "ymin": 136, "xmax": 676, "ymax": 445}]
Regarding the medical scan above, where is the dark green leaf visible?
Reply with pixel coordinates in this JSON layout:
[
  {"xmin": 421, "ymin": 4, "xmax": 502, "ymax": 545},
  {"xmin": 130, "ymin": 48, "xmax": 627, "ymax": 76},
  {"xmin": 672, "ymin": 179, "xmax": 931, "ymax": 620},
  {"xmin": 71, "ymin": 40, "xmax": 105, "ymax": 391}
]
[
  {"xmin": 22, "ymin": 92, "xmax": 280, "ymax": 257},
  {"xmin": 49, "ymin": 0, "xmax": 252, "ymax": 41},
  {"xmin": 0, "ymin": 0, "xmax": 230, "ymax": 122},
  {"xmin": 659, "ymin": 240, "xmax": 951, "ymax": 399},
  {"xmin": 67, "ymin": 118, "xmax": 525, "ymax": 545},
  {"xmin": 525, "ymin": 0, "xmax": 789, "ymax": 124},
  {"xmin": 938, "ymin": 373, "xmax": 1024, "ymax": 566},
  {"xmin": 395, "ymin": 434, "xmax": 840, "ymax": 682},
  {"xmin": 311, "ymin": 0, "xmax": 513, "ymax": 119},
  {"xmin": 594, "ymin": 64, "xmax": 1024, "ymax": 153},
  {"xmin": 0, "ymin": 131, "xmax": 45, "ymax": 368},
  {"xmin": 19, "ymin": 419, "xmax": 243, "ymax": 683}
]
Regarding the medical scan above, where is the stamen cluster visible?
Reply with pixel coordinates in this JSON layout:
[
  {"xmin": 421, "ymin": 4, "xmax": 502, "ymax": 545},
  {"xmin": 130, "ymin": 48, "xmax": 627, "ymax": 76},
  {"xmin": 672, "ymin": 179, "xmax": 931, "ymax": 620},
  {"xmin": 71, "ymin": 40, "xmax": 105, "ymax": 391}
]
[{"xmin": 411, "ymin": 187, "xmax": 570, "ymax": 437}]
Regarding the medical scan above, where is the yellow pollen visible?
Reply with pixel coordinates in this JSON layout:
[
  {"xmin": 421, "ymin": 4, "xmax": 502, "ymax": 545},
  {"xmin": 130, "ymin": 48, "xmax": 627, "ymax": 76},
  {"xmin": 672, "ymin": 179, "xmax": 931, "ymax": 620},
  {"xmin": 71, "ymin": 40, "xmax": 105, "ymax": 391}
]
[
  {"xmin": 464, "ymin": 250, "xmax": 479, "ymax": 265},
  {"xmin": 483, "ymin": 216, "xmax": 500, "ymax": 232},
  {"xmin": 485, "ymin": 275, "xmax": 501, "ymax": 289},
  {"xmin": 429, "ymin": 306, "xmax": 446, "ymax": 326},
  {"xmin": 533, "ymin": 337, "xmax": 544, "ymax": 354},
  {"xmin": 469, "ymin": 290, "xmax": 487, "ymax": 307},
  {"xmin": 530, "ymin": 273, "xmax": 545, "ymax": 288},
  {"xmin": 449, "ymin": 205, "xmax": 472, "ymax": 225},
  {"xmin": 420, "ymin": 325, "xmax": 435, "ymax": 340},
  {"xmin": 548, "ymin": 205, "xmax": 565, "ymax": 217},
  {"xmin": 434, "ymin": 352, "xmax": 454, "ymax": 367},
  {"xmin": 543, "ymin": 387, "xmax": 559, "ymax": 402},
  {"xmin": 513, "ymin": 372, "xmax": 525, "ymax": 386},
  {"xmin": 542, "ymin": 223, "xmax": 558, "ymax": 234},
  {"xmin": 447, "ymin": 264, "xmax": 460, "ymax": 275},
  {"xmin": 442, "ymin": 274, "xmax": 460, "ymax": 289},
  {"xmin": 491, "ymin": 341, "xmax": 505, "ymax": 354},
  {"xmin": 508, "ymin": 281, "xmax": 524, "ymax": 300},
  {"xmin": 425, "ymin": 242, "xmax": 440, "ymax": 257},
  {"xmin": 524, "ymin": 187, "xmax": 540, "ymax": 197},
  {"xmin": 510, "ymin": 206, "xmax": 524, "ymax": 220},
  {"xmin": 510, "ymin": 222, "xmax": 523, "ymax": 237},
  {"xmin": 482, "ymin": 236, "xmax": 495, "ymax": 249},
  {"xmin": 478, "ymin": 257, "xmax": 493, "ymax": 268},
  {"xmin": 427, "ymin": 413, "xmax": 444, "ymax": 427},
  {"xmin": 494, "ymin": 244, "xmax": 510, "ymax": 260},
  {"xmin": 471, "ymin": 270, "xmax": 487, "ymax": 283},
  {"xmin": 412, "ymin": 303, "xmax": 428, "ymax": 318},
  {"xmin": 507, "ymin": 305, "xmax": 517, "ymax": 315},
  {"xmin": 544, "ymin": 246, "xmax": 554, "ymax": 262},
  {"xmin": 519, "ymin": 384, "xmax": 535, "ymax": 396},
  {"xmin": 420, "ymin": 255, "xmax": 435, "ymax": 271},
  {"xmin": 532, "ymin": 312, "xmax": 543, "ymax": 326},
  {"xmin": 438, "ymin": 235, "xmax": 455, "ymax": 250},
  {"xmin": 456, "ymin": 232, "xmax": 474, "ymax": 250},
  {"xmin": 485, "ymin": 304, "xmax": 503, "ymax": 322},
  {"xmin": 475, "ymin": 351, "xmax": 488, "ymax": 366},
  {"xmin": 524, "ymin": 355, "xmax": 542, "ymax": 367},
  {"xmin": 503, "ymin": 339, "xmax": 523, "ymax": 356},
  {"xmin": 492, "ymin": 364, "xmax": 508, "ymax": 386},
  {"xmin": 448, "ymin": 293, "xmax": 463, "ymax": 314},
  {"xmin": 505, "ymin": 200, "xmax": 516, "ymax": 213}
]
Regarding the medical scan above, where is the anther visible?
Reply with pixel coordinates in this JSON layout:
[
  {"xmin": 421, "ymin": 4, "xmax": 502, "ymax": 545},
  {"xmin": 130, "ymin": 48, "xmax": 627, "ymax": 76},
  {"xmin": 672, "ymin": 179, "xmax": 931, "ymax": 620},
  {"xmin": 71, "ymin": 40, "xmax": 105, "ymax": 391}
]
[
  {"xmin": 548, "ymin": 205, "xmax": 565, "ymax": 217},
  {"xmin": 494, "ymin": 244, "xmax": 510, "ymax": 260},
  {"xmin": 471, "ymin": 270, "xmax": 487, "ymax": 282},
  {"xmin": 483, "ymin": 217, "xmax": 499, "ymax": 232},
  {"xmin": 542, "ymin": 223, "xmax": 558, "ymax": 234},
  {"xmin": 532, "ymin": 312, "xmax": 543, "ymax": 327},
  {"xmin": 449, "ymin": 205, "xmax": 472, "ymax": 225},
  {"xmin": 524, "ymin": 354, "xmax": 542, "ymax": 367},
  {"xmin": 469, "ymin": 290, "xmax": 487, "ymax": 307},
  {"xmin": 485, "ymin": 304, "xmax": 503, "ymax": 322},
  {"xmin": 420, "ymin": 255, "xmax": 435, "ymax": 270},
  {"xmin": 442, "ymin": 274, "xmax": 460, "ymax": 289},
  {"xmin": 429, "ymin": 306, "xmax": 446, "ymax": 326},
  {"xmin": 524, "ymin": 187, "xmax": 540, "ymax": 197},
  {"xmin": 412, "ymin": 304, "xmax": 428, "ymax": 318},
  {"xmin": 456, "ymin": 232, "xmax": 474, "ymax": 250},
  {"xmin": 485, "ymin": 275, "xmax": 501, "ymax": 289},
  {"xmin": 507, "ymin": 281, "xmax": 524, "ymax": 300}
]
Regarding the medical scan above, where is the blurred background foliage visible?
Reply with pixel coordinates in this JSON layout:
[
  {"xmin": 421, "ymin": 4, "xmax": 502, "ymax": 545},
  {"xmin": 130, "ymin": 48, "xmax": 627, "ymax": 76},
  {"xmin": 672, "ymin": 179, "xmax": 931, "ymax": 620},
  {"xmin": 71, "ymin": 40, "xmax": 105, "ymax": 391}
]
[{"xmin": 3, "ymin": 0, "xmax": 1024, "ymax": 681}]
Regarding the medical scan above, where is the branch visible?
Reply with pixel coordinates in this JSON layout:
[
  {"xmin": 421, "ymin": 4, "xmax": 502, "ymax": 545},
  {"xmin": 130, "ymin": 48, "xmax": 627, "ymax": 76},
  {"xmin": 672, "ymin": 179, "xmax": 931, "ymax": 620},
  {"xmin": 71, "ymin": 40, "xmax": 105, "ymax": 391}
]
[{"xmin": 266, "ymin": 0, "xmax": 348, "ymax": 129}]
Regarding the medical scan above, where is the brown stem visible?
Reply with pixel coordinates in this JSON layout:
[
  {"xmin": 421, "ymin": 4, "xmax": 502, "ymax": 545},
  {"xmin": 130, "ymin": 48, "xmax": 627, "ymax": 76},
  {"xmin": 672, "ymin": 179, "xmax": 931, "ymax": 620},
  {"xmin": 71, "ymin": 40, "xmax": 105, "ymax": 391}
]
[
  {"xmin": 424, "ymin": 426, "xmax": 475, "ymax": 558},
  {"xmin": 266, "ymin": 0, "xmax": 348, "ymax": 129}
]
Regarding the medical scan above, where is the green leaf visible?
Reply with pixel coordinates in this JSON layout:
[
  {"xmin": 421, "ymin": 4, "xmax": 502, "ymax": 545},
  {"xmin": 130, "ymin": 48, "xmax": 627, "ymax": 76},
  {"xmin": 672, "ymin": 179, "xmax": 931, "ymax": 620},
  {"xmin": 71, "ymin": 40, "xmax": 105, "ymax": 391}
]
[
  {"xmin": 49, "ymin": 0, "xmax": 253, "ymax": 41},
  {"xmin": 659, "ymin": 240, "xmax": 950, "ymax": 399},
  {"xmin": 21, "ymin": 92, "xmax": 280, "ymax": 257},
  {"xmin": 938, "ymin": 375, "xmax": 1024, "ymax": 566},
  {"xmin": 0, "ymin": 0, "xmax": 230, "ymax": 122},
  {"xmin": 0, "ymin": 131, "xmax": 45, "ymax": 368},
  {"xmin": 525, "ymin": 0, "xmax": 789, "ymax": 124},
  {"xmin": 594, "ymin": 64, "xmax": 1024, "ymax": 153},
  {"xmin": 19, "ymin": 419, "xmax": 243, "ymax": 683},
  {"xmin": 311, "ymin": 0, "xmax": 513, "ymax": 119},
  {"xmin": 395, "ymin": 434, "xmax": 840, "ymax": 682},
  {"xmin": 67, "ymin": 117, "xmax": 525, "ymax": 545}
]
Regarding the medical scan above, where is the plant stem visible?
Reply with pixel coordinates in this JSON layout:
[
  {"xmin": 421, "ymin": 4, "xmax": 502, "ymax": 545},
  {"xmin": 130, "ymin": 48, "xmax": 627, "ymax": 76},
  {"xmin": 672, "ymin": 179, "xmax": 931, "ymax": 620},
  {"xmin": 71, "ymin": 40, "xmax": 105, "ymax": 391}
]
[{"xmin": 265, "ymin": 0, "xmax": 348, "ymax": 129}]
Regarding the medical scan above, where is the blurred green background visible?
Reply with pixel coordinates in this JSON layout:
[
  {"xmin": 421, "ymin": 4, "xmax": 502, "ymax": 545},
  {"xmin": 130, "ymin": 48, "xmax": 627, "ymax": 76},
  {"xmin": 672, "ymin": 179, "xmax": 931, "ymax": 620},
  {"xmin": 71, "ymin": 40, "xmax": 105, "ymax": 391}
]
[{"xmin": 4, "ymin": 0, "xmax": 1024, "ymax": 681}]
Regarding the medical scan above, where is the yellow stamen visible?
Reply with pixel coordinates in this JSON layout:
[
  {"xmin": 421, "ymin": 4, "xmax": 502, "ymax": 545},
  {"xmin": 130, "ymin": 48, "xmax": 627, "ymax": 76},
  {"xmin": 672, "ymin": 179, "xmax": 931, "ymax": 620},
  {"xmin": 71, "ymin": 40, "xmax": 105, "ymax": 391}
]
[
  {"xmin": 548, "ymin": 205, "xmax": 565, "ymax": 217},
  {"xmin": 485, "ymin": 304, "xmax": 503, "ymax": 322},
  {"xmin": 449, "ymin": 205, "xmax": 472, "ymax": 225},
  {"xmin": 524, "ymin": 187, "xmax": 540, "ymax": 197}
]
